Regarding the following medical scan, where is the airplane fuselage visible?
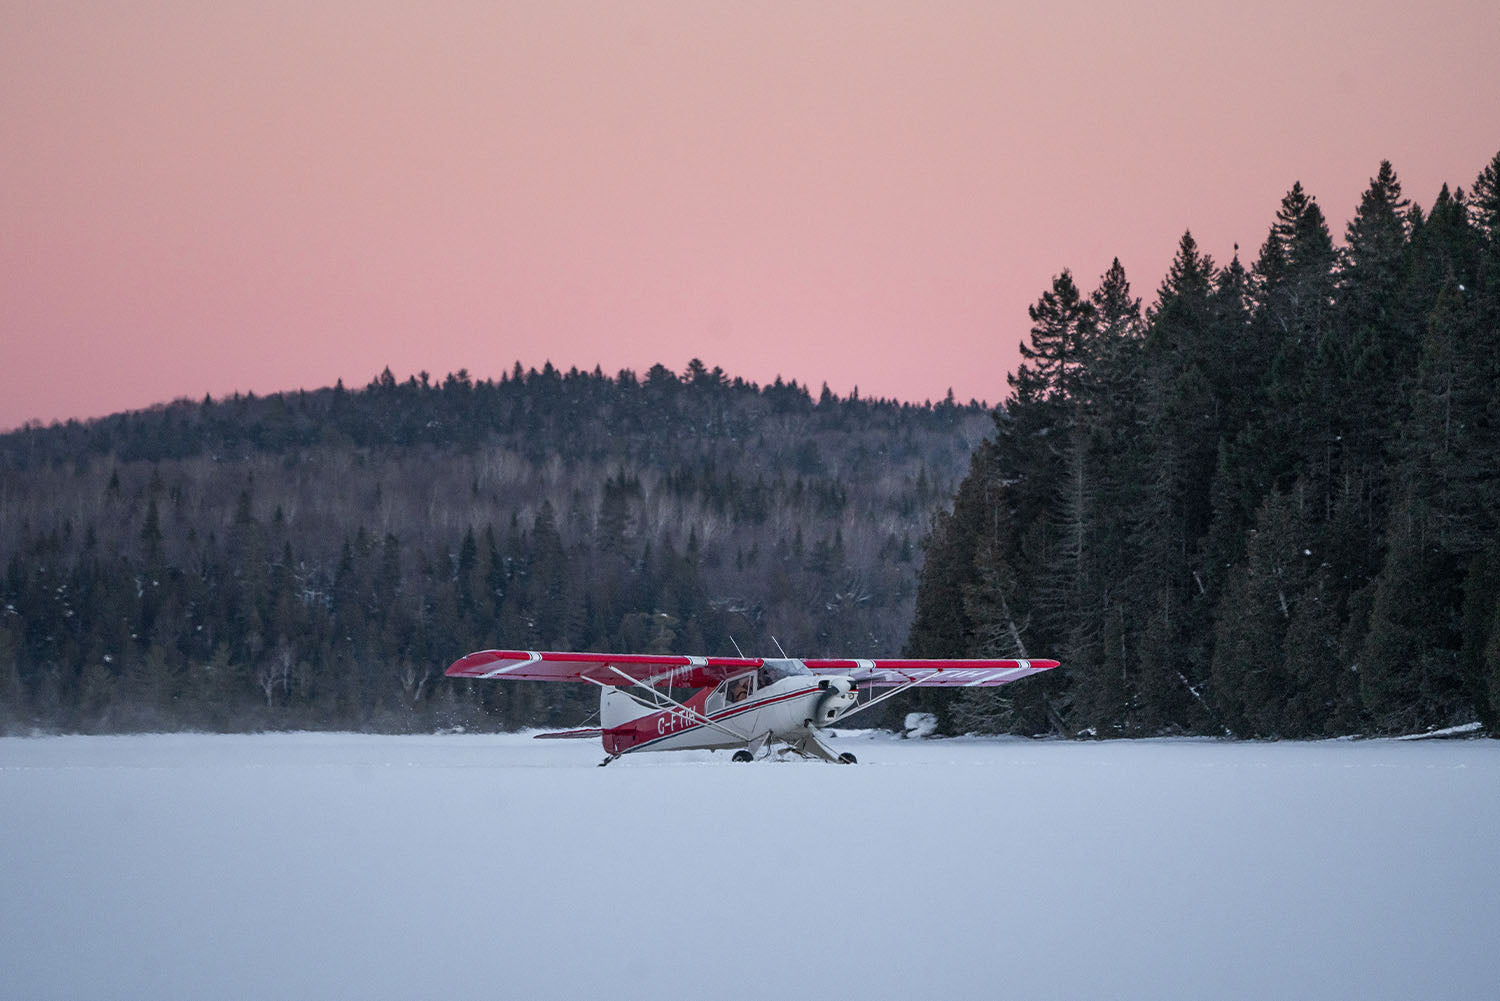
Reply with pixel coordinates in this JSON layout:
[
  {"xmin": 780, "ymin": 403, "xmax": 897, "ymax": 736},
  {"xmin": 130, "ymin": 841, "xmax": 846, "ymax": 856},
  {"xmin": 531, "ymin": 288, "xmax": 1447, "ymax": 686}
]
[{"xmin": 601, "ymin": 673, "xmax": 857, "ymax": 757}]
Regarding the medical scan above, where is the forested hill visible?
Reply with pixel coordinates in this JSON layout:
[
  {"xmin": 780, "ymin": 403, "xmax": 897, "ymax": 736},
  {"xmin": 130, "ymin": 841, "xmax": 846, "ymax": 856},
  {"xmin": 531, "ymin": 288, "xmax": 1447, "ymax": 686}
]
[
  {"xmin": 0, "ymin": 362, "xmax": 989, "ymax": 733},
  {"xmin": 907, "ymin": 152, "xmax": 1500, "ymax": 739}
]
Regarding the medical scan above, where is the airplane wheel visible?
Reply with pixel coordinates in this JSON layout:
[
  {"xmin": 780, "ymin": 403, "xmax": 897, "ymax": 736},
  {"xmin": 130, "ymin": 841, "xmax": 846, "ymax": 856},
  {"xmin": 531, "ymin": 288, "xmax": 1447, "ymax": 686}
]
[
  {"xmin": 732, "ymin": 750, "xmax": 754, "ymax": 763},
  {"xmin": 838, "ymin": 752, "xmax": 857, "ymax": 765}
]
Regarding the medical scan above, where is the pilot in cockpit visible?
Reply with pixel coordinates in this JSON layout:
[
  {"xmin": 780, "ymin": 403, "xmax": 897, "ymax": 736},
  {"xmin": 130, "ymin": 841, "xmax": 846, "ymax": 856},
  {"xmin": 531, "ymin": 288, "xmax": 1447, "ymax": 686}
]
[{"xmin": 728, "ymin": 678, "xmax": 751, "ymax": 703}]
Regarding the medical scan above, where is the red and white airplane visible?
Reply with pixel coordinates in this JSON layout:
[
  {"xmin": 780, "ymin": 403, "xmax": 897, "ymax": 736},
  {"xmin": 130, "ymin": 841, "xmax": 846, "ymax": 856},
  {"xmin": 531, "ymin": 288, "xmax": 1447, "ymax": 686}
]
[{"xmin": 445, "ymin": 649, "xmax": 1059, "ymax": 765}]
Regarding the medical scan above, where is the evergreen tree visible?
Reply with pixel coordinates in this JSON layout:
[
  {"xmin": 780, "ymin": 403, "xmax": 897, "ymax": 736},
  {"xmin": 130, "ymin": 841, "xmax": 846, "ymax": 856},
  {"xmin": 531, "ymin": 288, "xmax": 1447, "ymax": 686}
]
[
  {"xmin": 1123, "ymin": 232, "xmax": 1223, "ymax": 730},
  {"xmin": 1010, "ymin": 269, "xmax": 1095, "ymax": 404},
  {"xmin": 1325, "ymin": 161, "xmax": 1413, "ymax": 536}
]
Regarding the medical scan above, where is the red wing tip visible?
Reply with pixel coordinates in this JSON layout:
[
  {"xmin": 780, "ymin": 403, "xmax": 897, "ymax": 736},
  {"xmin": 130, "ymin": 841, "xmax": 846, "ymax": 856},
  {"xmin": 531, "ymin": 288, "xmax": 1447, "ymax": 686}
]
[
  {"xmin": 445, "ymin": 650, "xmax": 514, "ymax": 676},
  {"xmin": 444, "ymin": 657, "xmax": 485, "ymax": 677}
]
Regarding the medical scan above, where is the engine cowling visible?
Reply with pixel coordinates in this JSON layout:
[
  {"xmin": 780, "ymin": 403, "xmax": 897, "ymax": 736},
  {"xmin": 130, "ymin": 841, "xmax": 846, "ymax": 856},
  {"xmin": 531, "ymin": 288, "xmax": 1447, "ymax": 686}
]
[{"xmin": 810, "ymin": 676, "xmax": 857, "ymax": 726}]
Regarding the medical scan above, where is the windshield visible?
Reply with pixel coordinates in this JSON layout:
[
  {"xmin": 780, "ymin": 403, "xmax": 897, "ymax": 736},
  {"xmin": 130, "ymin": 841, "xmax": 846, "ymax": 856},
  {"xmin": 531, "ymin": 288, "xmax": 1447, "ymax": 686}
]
[{"xmin": 758, "ymin": 658, "xmax": 811, "ymax": 686}]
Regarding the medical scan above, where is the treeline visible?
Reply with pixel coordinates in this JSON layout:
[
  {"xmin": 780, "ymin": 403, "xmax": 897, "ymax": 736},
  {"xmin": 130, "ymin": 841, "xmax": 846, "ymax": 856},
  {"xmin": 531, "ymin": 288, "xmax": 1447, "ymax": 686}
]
[
  {"xmin": 907, "ymin": 153, "xmax": 1500, "ymax": 739},
  {"xmin": 0, "ymin": 358, "xmax": 978, "ymax": 469},
  {"xmin": 0, "ymin": 363, "xmax": 987, "ymax": 733}
]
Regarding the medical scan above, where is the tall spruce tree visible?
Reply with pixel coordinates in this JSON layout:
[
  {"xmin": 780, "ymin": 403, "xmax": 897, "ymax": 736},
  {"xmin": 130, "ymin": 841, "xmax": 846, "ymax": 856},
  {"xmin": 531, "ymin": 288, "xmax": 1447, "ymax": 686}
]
[
  {"xmin": 1053, "ymin": 260, "xmax": 1147, "ymax": 733},
  {"xmin": 1326, "ymin": 161, "xmax": 1413, "ymax": 537},
  {"xmin": 1125, "ymin": 232, "xmax": 1222, "ymax": 731}
]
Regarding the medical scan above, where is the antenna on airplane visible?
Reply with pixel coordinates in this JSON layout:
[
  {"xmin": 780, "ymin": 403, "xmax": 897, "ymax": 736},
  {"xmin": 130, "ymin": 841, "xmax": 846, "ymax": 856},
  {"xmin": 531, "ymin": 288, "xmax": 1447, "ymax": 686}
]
[
  {"xmin": 730, "ymin": 636, "xmax": 747, "ymax": 659},
  {"xmin": 772, "ymin": 636, "xmax": 789, "ymax": 658}
]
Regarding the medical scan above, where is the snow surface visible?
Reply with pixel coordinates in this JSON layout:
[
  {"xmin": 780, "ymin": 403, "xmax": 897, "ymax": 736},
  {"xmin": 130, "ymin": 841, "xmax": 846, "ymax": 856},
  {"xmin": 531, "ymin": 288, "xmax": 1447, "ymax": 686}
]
[{"xmin": 3, "ymin": 731, "xmax": 1498, "ymax": 1001}]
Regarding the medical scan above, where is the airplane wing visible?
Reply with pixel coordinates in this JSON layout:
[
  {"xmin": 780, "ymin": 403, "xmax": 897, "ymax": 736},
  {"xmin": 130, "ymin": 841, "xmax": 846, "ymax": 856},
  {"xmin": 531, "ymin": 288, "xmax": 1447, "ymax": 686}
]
[
  {"xmin": 801, "ymin": 658, "xmax": 1059, "ymax": 688},
  {"xmin": 445, "ymin": 649, "xmax": 763, "ymax": 688}
]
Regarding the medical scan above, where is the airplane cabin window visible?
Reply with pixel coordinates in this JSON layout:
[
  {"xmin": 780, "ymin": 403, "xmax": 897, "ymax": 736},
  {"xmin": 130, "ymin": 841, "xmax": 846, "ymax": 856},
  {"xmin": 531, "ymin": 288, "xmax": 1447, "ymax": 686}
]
[{"xmin": 727, "ymin": 676, "xmax": 752, "ymax": 703}]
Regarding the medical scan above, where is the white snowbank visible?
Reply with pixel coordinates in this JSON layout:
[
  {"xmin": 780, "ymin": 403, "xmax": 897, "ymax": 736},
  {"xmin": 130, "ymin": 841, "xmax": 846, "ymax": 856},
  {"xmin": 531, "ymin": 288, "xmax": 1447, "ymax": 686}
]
[
  {"xmin": 2, "ymin": 732, "xmax": 1497, "ymax": 1001},
  {"xmin": 903, "ymin": 711, "xmax": 938, "ymax": 738}
]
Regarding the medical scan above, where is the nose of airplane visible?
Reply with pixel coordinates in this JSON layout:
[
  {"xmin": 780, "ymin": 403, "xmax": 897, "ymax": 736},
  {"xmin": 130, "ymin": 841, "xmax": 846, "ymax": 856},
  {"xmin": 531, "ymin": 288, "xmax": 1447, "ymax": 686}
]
[{"xmin": 811, "ymin": 676, "xmax": 857, "ymax": 724}]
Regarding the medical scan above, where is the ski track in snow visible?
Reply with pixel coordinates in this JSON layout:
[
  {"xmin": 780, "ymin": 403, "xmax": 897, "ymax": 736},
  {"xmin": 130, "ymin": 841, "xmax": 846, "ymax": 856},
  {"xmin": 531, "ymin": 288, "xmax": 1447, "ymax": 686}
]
[{"xmin": 2, "ymin": 731, "xmax": 1497, "ymax": 1001}]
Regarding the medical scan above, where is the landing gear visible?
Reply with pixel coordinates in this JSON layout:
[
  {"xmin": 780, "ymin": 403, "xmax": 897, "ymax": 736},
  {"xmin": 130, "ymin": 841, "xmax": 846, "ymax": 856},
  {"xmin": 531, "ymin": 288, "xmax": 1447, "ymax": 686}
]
[
  {"xmin": 731, "ymin": 750, "xmax": 754, "ymax": 763},
  {"xmin": 778, "ymin": 730, "xmax": 856, "ymax": 763},
  {"xmin": 599, "ymin": 754, "xmax": 620, "ymax": 767}
]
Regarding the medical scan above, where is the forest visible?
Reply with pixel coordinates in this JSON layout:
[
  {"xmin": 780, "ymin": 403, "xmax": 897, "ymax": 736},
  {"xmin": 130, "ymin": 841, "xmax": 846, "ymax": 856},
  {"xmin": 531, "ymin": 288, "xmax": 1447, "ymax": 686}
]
[
  {"xmin": 905, "ymin": 152, "xmax": 1500, "ymax": 739},
  {"xmin": 4, "ymin": 151, "xmax": 1499, "ymax": 740},
  {"xmin": 0, "ymin": 362, "xmax": 987, "ymax": 732}
]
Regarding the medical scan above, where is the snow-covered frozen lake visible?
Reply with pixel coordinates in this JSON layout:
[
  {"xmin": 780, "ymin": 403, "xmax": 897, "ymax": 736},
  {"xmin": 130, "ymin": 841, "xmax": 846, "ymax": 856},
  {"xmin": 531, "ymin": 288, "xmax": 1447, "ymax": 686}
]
[{"xmin": 3, "ymin": 731, "xmax": 1497, "ymax": 1001}]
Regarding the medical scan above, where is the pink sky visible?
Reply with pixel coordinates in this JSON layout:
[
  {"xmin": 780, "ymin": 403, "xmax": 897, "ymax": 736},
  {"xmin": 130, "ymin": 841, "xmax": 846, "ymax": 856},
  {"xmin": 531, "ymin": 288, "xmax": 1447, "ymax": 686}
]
[{"xmin": 3, "ymin": 1, "xmax": 1498, "ymax": 430}]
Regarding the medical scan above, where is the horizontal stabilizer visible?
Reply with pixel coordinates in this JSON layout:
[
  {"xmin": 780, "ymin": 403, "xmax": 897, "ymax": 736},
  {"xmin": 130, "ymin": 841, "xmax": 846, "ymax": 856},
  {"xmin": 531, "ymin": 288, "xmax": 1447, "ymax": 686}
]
[{"xmin": 534, "ymin": 727, "xmax": 604, "ymax": 740}]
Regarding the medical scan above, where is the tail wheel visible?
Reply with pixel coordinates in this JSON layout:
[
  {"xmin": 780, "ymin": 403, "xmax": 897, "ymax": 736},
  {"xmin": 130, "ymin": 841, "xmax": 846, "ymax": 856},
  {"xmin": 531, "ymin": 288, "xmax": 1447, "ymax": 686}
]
[
  {"xmin": 732, "ymin": 750, "xmax": 754, "ymax": 763},
  {"xmin": 838, "ymin": 752, "xmax": 857, "ymax": 765}
]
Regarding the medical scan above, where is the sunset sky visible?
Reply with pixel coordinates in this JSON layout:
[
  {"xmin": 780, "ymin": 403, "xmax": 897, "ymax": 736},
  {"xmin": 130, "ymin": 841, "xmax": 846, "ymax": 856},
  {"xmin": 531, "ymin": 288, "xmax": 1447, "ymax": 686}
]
[{"xmin": 3, "ymin": 0, "xmax": 1498, "ymax": 430}]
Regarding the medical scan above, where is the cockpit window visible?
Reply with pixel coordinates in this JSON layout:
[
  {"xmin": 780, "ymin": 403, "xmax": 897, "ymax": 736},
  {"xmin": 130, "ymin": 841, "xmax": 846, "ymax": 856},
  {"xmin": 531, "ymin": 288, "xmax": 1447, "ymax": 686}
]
[
  {"xmin": 708, "ymin": 673, "xmax": 755, "ymax": 713},
  {"xmin": 758, "ymin": 659, "xmax": 811, "ymax": 686},
  {"xmin": 726, "ymin": 675, "xmax": 753, "ymax": 703}
]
